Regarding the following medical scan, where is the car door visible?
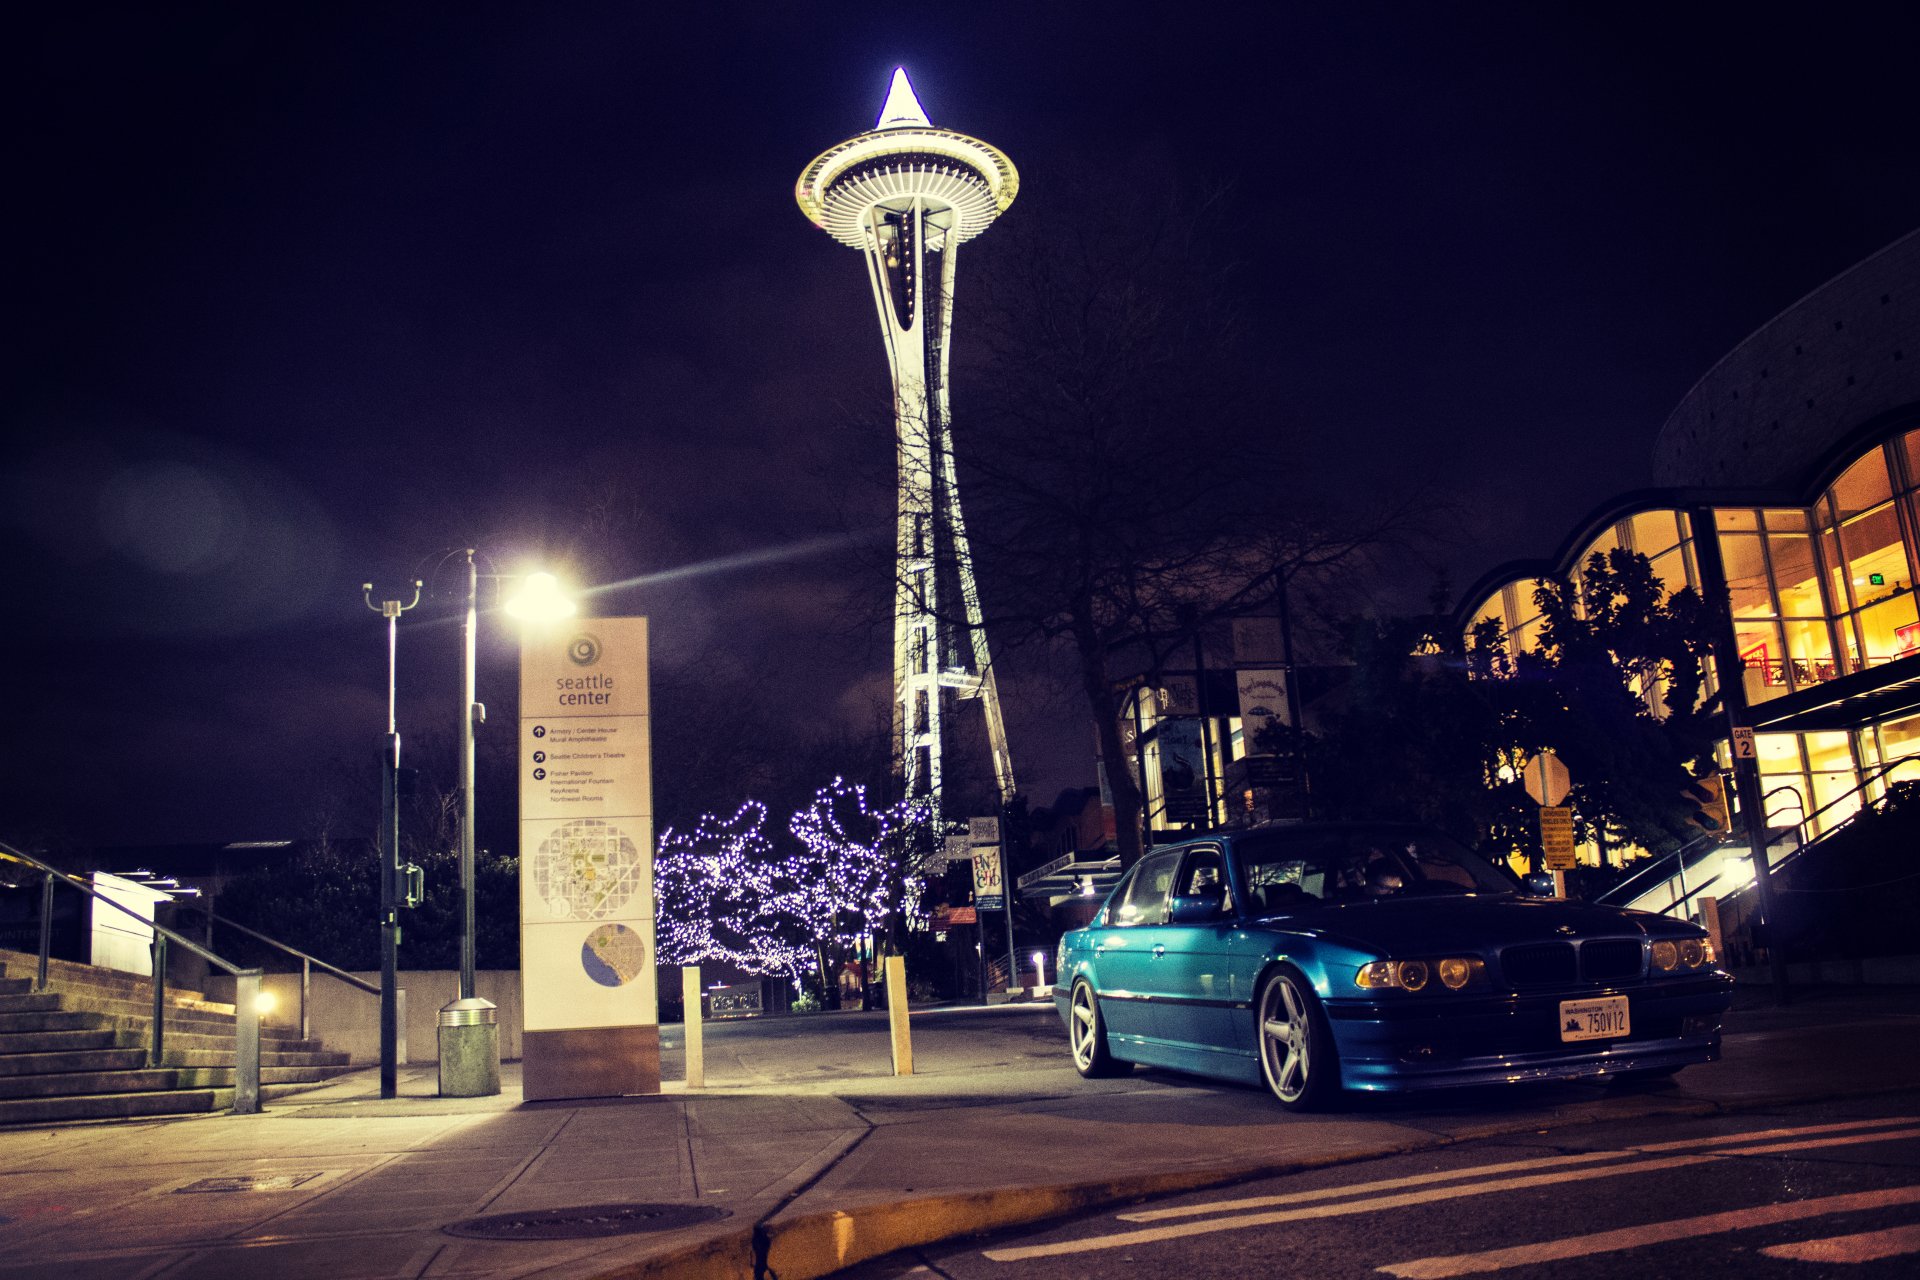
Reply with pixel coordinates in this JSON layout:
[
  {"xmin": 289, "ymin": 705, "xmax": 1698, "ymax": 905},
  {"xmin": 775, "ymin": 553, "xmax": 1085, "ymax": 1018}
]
[
  {"xmin": 1090, "ymin": 849, "xmax": 1181, "ymax": 1047},
  {"xmin": 1155, "ymin": 844, "xmax": 1245, "ymax": 1067}
]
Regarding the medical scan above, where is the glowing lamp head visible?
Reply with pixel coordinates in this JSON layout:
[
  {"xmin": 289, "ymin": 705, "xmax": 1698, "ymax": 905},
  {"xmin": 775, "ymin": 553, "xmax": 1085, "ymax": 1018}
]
[
  {"xmin": 504, "ymin": 572, "xmax": 577, "ymax": 623},
  {"xmin": 253, "ymin": 990, "xmax": 277, "ymax": 1015}
]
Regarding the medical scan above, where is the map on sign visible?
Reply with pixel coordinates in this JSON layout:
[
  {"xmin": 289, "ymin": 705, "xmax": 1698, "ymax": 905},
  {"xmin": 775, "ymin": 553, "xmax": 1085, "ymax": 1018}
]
[
  {"xmin": 580, "ymin": 922, "xmax": 648, "ymax": 987},
  {"xmin": 533, "ymin": 818, "xmax": 644, "ymax": 920}
]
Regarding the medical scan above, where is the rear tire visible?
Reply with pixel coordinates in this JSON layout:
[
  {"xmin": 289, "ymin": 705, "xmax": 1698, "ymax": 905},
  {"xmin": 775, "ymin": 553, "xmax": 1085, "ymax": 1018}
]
[
  {"xmin": 1256, "ymin": 967, "xmax": 1339, "ymax": 1111},
  {"xmin": 1068, "ymin": 980, "xmax": 1130, "ymax": 1078}
]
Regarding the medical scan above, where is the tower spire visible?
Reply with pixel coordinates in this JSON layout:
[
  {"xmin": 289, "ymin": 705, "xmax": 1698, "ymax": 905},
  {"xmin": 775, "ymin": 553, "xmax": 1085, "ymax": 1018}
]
[{"xmin": 875, "ymin": 67, "xmax": 931, "ymax": 130}]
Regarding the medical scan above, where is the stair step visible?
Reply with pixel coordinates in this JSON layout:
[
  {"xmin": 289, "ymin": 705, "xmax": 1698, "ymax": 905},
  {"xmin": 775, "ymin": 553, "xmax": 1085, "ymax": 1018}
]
[
  {"xmin": 0, "ymin": 1068, "xmax": 181, "ymax": 1100},
  {"xmin": 0, "ymin": 1048, "xmax": 147, "ymax": 1077},
  {"xmin": 0, "ymin": 1087, "xmax": 221, "ymax": 1126},
  {"xmin": 0, "ymin": 1029, "xmax": 124, "ymax": 1055},
  {"xmin": 175, "ymin": 1064, "xmax": 359, "ymax": 1087},
  {"xmin": 0, "ymin": 977, "xmax": 33, "ymax": 996},
  {"xmin": 0, "ymin": 1010, "xmax": 114, "ymax": 1034},
  {"xmin": 165, "ymin": 1047, "xmax": 350, "ymax": 1069},
  {"xmin": 0, "ymin": 993, "xmax": 64, "ymax": 1014},
  {"xmin": 0, "ymin": 950, "xmax": 211, "ymax": 1005}
]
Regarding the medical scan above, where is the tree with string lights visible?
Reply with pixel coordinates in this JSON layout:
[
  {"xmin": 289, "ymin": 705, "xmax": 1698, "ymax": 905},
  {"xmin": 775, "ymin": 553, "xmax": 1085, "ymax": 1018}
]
[{"xmin": 653, "ymin": 801, "xmax": 810, "ymax": 979}]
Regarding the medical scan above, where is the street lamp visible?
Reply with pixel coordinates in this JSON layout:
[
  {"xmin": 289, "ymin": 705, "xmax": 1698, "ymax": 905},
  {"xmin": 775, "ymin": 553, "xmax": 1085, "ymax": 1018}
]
[
  {"xmin": 363, "ymin": 577, "xmax": 420, "ymax": 1101},
  {"xmin": 453, "ymin": 551, "xmax": 576, "ymax": 1001}
]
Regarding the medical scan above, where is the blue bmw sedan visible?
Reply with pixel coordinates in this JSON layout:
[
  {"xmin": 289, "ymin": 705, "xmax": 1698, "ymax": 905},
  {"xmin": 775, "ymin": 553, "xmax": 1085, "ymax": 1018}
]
[{"xmin": 1055, "ymin": 823, "xmax": 1733, "ymax": 1110}]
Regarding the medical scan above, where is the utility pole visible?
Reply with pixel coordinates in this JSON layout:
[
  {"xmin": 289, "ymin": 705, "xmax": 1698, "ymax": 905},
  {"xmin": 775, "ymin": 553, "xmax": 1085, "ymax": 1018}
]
[{"xmin": 364, "ymin": 578, "xmax": 420, "ymax": 1099}]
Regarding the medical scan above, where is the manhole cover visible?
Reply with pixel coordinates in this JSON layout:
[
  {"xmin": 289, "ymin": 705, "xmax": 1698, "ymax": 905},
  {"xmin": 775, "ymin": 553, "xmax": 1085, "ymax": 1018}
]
[
  {"xmin": 177, "ymin": 1173, "xmax": 329, "ymax": 1194},
  {"xmin": 443, "ymin": 1203, "xmax": 729, "ymax": 1241}
]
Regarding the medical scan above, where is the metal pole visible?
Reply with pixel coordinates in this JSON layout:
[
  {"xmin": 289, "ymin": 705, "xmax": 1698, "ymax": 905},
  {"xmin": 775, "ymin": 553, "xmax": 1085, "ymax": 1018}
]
[
  {"xmin": 301, "ymin": 957, "xmax": 312, "ymax": 1043},
  {"xmin": 1192, "ymin": 632, "xmax": 1218, "ymax": 830},
  {"xmin": 149, "ymin": 935, "xmax": 167, "ymax": 1067},
  {"xmin": 366, "ymin": 579, "xmax": 417, "ymax": 1099},
  {"xmin": 379, "ymin": 730, "xmax": 399, "ymax": 1098},
  {"xmin": 459, "ymin": 549, "xmax": 478, "ymax": 1001},
  {"xmin": 36, "ymin": 873, "xmax": 53, "ymax": 991},
  {"xmin": 999, "ymin": 806, "xmax": 1017, "ymax": 995}
]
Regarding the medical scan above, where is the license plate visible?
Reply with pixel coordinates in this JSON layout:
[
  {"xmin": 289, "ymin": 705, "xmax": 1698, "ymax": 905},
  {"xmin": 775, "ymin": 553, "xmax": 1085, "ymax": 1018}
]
[{"xmin": 1559, "ymin": 995, "xmax": 1630, "ymax": 1042}]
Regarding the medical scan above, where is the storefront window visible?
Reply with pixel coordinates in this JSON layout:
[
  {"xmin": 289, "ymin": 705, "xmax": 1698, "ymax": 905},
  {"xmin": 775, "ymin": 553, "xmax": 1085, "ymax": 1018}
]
[
  {"xmin": 1735, "ymin": 619, "xmax": 1787, "ymax": 702},
  {"xmin": 1753, "ymin": 733, "xmax": 1807, "ymax": 826},
  {"xmin": 1780, "ymin": 617, "xmax": 1839, "ymax": 686},
  {"xmin": 1831, "ymin": 449, "xmax": 1894, "ymax": 520},
  {"xmin": 1719, "ymin": 530, "xmax": 1773, "ymax": 620},
  {"xmin": 1859, "ymin": 594, "xmax": 1920, "ymax": 665},
  {"xmin": 1715, "ymin": 508, "xmax": 1760, "ymax": 533},
  {"xmin": 1764, "ymin": 510, "xmax": 1824, "ymax": 615},
  {"xmin": 1629, "ymin": 509, "xmax": 1683, "ymax": 555}
]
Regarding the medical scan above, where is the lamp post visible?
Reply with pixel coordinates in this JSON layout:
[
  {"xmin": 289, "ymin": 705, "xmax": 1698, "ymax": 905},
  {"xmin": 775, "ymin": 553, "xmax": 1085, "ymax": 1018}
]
[
  {"xmin": 451, "ymin": 550, "xmax": 577, "ymax": 1001},
  {"xmin": 363, "ymin": 577, "xmax": 420, "ymax": 1100}
]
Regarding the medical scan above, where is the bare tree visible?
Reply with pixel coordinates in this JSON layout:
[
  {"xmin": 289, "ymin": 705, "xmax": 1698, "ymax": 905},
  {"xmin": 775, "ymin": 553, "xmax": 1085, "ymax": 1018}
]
[{"xmin": 925, "ymin": 165, "xmax": 1408, "ymax": 866}]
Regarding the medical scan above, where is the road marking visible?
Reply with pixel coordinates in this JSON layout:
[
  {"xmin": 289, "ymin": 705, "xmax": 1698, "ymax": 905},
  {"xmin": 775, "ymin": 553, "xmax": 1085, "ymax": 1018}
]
[
  {"xmin": 1761, "ymin": 1221, "xmax": 1920, "ymax": 1263},
  {"xmin": 980, "ymin": 1154, "xmax": 1710, "ymax": 1261},
  {"xmin": 1120, "ymin": 1115, "xmax": 1920, "ymax": 1223},
  {"xmin": 1378, "ymin": 1185, "xmax": 1920, "ymax": 1278}
]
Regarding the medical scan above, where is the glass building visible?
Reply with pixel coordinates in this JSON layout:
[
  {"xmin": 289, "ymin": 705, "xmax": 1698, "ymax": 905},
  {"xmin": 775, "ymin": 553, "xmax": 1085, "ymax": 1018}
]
[{"xmin": 1461, "ymin": 230, "xmax": 1920, "ymax": 840}]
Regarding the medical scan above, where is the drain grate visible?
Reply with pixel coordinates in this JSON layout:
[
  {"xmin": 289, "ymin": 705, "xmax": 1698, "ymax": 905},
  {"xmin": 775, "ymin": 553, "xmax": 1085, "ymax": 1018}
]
[
  {"xmin": 443, "ymin": 1202, "xmax": 729, "ymax": 1241},
  {"xmin": 177, "ymin": 1173, "xmax": 329, "ymax": 1194}
]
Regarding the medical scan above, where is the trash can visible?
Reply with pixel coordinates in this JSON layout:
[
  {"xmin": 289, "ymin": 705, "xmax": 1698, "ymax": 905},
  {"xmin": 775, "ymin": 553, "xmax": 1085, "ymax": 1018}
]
[{"xmin": 437, "ymin": 997, "xmax": 500, "ymax": 1097}]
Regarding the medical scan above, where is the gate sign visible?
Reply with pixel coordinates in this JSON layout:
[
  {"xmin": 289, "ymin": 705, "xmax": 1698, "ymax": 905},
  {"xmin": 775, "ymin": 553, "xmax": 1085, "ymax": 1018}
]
[
  {"xmin": 1521, "ymin": 751, "xmax": 1571, "ymax": 807},
  {"xmin": 1731, "ymin": 726, "xmax": 1757, "ymax": 759},
  {"xmin": 972, "ymin": 848, "xmax": 1005, "ymax": 911}
]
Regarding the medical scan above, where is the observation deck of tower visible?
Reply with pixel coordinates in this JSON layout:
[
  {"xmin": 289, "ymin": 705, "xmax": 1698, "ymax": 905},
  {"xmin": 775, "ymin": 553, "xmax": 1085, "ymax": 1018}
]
[{"xmin": 796, "ymin": 68, "xmax": 1018, "ymax": 821}]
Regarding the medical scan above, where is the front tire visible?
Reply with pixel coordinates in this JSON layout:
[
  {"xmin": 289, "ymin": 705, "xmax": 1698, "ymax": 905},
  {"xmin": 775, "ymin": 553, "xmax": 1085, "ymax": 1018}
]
[
  {"xmin": 1257, "ymin": 968, "xmax": 1338, "ymax": 1111},
  {"xmin": 1068, "ymin": 980, "xmax": 1130, "ymax": 1078}
]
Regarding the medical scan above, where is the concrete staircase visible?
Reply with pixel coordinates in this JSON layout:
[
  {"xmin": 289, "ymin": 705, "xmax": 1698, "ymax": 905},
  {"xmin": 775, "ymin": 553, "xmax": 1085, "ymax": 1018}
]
[{"xmin": 0, "ymin": 949, "xmax": 356, "ymax": 1125}]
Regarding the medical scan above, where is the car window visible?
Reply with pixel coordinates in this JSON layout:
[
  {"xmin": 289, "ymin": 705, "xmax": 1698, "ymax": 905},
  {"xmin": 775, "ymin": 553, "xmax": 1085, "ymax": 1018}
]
[
  {"xmin": 1234, "ymin": 827, "xmax": 1512, "ymax": 912},
  {"xmin": 1175, "ymin": 846, "xmax": 1233, "ymax": 911},
  {"xmin": 1110, "ymin": 850, "xmax": 1181, "ymax": 926}
]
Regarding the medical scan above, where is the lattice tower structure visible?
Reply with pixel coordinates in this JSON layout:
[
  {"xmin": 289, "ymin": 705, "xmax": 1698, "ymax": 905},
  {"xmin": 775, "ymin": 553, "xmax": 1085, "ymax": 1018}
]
[{"xmin": 796, "ymin": 69, "xmax": 1018, "ymax": 820}]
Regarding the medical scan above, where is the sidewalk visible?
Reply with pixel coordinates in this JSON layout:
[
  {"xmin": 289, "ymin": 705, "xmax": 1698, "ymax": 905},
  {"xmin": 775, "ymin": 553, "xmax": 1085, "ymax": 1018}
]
[{"xmin": 1, "ymin": 986, "xmax": 1915, "ymax": 1280}]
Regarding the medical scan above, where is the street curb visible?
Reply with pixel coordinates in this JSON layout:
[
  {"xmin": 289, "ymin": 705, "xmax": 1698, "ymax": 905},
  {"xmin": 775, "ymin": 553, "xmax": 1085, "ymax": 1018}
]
[
  {"xmin": 579, "ymin": 1076, "xmax": 1920, "ymax": 1279},
  {"xmin": 582, "ymin": 1143, "xmax": 1436, "ymax": 1280}
]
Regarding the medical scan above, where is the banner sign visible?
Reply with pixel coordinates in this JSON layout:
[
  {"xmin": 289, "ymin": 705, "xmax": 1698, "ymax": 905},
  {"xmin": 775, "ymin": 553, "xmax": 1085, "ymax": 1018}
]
[
  {"xmin": 519, "ymin": 618, "xmax": 656, "ymax": 1035},
  {"xmin": 972, "ymin": 849, "xmax": 1005, "ymax": 911},
  {"xmin": 1235, "ymin": 669, "xmax": 1291, "ymax": 733}
]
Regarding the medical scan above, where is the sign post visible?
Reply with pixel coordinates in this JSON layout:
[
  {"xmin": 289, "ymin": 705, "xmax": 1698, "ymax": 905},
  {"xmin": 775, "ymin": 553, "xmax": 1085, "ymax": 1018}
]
[
  {"xmin": 518, "ymin": 618, "xmax": 660, "ymax": 1101},
  {"xmin": 1522, "ymin": 751, "xmax": 1575, "ymax": 898}
]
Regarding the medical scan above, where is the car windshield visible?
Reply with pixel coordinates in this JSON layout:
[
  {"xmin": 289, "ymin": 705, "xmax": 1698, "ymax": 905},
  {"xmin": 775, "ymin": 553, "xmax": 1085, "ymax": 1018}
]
[{"xmin": 1233, "ymin": 826, "xmax": 1515, "ymax": 912}]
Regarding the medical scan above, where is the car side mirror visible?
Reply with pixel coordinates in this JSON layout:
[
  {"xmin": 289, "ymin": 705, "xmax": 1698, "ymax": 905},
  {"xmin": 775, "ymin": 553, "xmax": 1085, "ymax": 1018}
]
[{"xmin": 1168, "ymin": 890, "xmax": 1226, "ymax": 923}]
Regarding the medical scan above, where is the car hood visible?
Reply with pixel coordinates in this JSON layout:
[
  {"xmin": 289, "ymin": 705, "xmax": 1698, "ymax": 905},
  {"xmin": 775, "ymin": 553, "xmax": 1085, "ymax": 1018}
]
[{"xmin": 1251, "ymin": 895, "xmax": 1664, "ymax": 956}]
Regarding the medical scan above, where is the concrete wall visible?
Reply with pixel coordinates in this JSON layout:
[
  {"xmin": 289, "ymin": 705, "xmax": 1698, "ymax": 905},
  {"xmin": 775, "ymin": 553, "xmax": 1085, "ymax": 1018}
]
[
  {"xmin": 206, "ymin": 969, "xmax": 525, "ymax": 1065},
  {"xmin": 1654, "ymin": 229, "xmax": 1920, "ymax": 489}
]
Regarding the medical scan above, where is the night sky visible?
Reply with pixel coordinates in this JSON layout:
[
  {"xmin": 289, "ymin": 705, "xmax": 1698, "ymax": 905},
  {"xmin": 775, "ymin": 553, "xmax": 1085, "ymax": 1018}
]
[{"xmin": 10, "ymin": 3, "xmax": 1920, "ymax": 850}]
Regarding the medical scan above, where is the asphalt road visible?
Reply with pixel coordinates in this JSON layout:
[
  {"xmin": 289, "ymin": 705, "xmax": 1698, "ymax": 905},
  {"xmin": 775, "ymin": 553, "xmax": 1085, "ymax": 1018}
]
[{"xmin": 841, "ymin": 1091, "xmax": 1920, "ymax": 1279}]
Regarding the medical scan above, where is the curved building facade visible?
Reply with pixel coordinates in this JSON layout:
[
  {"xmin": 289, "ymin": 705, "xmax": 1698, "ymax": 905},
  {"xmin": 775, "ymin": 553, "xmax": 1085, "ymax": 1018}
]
[{"xmin": 1462, "ymin": 230, "xmax": 1920, "ymax": 842}]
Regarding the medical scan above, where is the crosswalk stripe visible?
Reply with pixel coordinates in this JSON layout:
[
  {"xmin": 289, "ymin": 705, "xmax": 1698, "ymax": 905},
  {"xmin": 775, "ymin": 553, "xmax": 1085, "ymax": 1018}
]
[
  {"xmin": 1378, "ymin": 1185, "xmax": 1920, "ymax": 1278},
  {"xmin": 1761, "ymin": 1220, "xmax": 1920, "ymax": 1263},
  {"xmin": 1119, "ymin": 1115, "xmax": 1920, "ymax": 1224},
  {"xmin": 980, "ymin": 1153, "xmax": 1709, "ymax": 1262}
]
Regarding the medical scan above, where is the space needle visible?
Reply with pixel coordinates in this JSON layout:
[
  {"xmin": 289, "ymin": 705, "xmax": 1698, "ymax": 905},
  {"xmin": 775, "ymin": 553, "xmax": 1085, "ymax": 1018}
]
[{"xmin": 796, "ymin": 68, "xmax": 1018, "ymax": 821}]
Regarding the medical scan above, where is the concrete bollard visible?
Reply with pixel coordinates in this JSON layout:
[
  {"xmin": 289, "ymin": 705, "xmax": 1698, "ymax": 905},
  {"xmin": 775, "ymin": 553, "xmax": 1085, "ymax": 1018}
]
[
  {"xmin": 885, "ymin": 953, "xmax": 912, "ymax": 1076},
  {"xmin": 682, "ymin": 965, "xmax": 704, "ymax": 1089},
  {"xmin": 437, "ymin": 997, "xmax": 500, "ymax": 1097}
]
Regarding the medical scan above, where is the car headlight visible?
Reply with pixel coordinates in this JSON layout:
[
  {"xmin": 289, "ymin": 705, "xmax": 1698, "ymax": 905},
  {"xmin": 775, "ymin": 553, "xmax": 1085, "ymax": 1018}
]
[
  {"xmin": 1651, "ymin": 936, "xmax": 1714, "ymax": 972},
  {"xmin": 1356, "ymin": 958, "xmax": 1484, "ymax": 991}
]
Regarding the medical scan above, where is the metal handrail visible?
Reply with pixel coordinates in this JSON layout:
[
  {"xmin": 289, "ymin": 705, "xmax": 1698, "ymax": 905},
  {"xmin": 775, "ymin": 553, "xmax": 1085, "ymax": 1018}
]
[
  {"xmin": 0, "ymin": 838, "xmax": 263, "ymax": 1115},
  {"xmin": 1597, "ymin": 756, "xmax": 1912, "ymax": 917},
  {"xmin": 190, "ymin": 909, "xmax": 378, "ymax": 1042},
  {"xmin": 1614, "ymin": 756, "xmax": 1920, "ymax": 919}
]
